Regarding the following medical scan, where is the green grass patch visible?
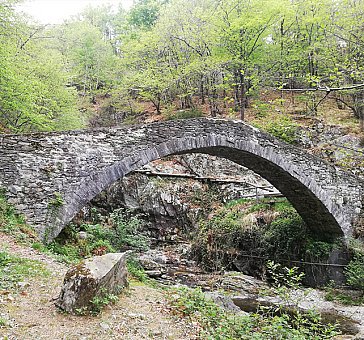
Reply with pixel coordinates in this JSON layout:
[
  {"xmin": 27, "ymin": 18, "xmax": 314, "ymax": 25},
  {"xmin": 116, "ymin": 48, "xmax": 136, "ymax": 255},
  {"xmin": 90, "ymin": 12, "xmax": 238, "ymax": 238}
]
[{"xmin": 0, "ymin": 250, "xmax": 49, "ymax": 291}]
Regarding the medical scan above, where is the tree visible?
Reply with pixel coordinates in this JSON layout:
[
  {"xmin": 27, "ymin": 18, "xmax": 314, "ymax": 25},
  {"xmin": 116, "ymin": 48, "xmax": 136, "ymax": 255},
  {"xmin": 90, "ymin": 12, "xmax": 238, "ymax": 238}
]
[
  {"xmin": 0, "ymin": 2, "xmax": 82, "ymax": 132},
  {"xmin": 53, "ymin": 21, "xmax": 118, "ymax": 95},
  {"xmin": 215, "ymin": 0, "xmax": 280, "ymax": 120}
]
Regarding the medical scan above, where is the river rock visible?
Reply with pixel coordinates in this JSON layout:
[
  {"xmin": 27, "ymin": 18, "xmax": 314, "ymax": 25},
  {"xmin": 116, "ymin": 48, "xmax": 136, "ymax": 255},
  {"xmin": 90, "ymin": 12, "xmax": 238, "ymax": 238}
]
[
  {"xmin": 56, "ymin": 253, "xmax": 128, "ymax": 313},
  {"xmin": 232, "ymin": 292, "xmax": 361, "ymax": 335},
  {"xmin": 205, "ymin": 292, "xmax": 246, "ymax": 314},
  {"xmin": 218, "ymin": 272, "xmax": 268, "ymax": 294}
]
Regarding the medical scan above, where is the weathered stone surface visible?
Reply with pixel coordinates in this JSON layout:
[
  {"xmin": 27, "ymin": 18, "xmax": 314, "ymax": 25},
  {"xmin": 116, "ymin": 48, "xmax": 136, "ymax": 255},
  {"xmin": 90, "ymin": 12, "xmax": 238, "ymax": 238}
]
[
  {"xmin": 205, "ymin": 292, "xmax": 245, "ymax": 314},
  {"xmin": 0, "ymin": 118, "xmax": 362, "ymax": 241},
  {"xmin": 218, "ymin": 272, "xmax": 268, "ymax": 294},
  {"xmin": 56, "ymin": 253, "xmax": 128, "ymax": 313}
]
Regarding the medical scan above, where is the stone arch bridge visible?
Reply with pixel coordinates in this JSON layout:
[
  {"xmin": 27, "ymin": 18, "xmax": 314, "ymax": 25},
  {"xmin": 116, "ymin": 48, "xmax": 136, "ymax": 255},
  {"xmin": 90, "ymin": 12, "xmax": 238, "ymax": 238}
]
[{"xmin": 0, "ymin": 118, "xmax": 362, "ymax": 242}]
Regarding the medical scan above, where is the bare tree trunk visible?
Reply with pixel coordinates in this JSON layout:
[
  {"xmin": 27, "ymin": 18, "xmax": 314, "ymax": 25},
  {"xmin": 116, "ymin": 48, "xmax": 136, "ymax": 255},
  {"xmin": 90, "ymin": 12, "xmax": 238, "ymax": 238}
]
[
  {"xmin": 200, "ymin": 75, "xmax": 205, "ymax": 105},
  {"xmin": 239, "ymin": 71, "xmax": 246, "ymax": 121}
]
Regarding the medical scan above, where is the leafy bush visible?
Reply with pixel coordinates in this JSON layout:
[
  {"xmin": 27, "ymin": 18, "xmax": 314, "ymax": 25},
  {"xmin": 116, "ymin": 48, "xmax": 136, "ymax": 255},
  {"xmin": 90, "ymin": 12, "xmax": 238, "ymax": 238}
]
[
  {"xmin": 191, "ymin": 199, "xmax": 308, "ymax": 273},
  {"xmin": 48, "ymin": 208, "xmax": 149, "ymax": 263},
  {"xmin": 266, "ymin": 261, "xmax": 305, "ymax": 290},
  {"xmin": 253, "ymin": 115, "xmax": 299, "ymax": 144},
  {"xmin": 110, "ymin": 209, "xmax": 150, "ymax": 251},
  {"xmin": 75, "ymin": 287, "xmax": 122, "ymax": 316},
  {"xmin": 345, "ymin": 252, "xmax": 364, "ymax": 291},
  {"xmin": 126, "ymin": 256, "xmax": 149, "ymax": 283}
]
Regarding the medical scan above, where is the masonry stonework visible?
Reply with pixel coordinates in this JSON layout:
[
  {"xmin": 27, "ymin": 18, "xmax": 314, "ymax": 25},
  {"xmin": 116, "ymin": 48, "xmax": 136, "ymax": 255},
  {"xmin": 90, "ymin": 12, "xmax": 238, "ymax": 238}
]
[{"xmin": 0, "ymin": 118, "xmax": 362, "ymax": 242}]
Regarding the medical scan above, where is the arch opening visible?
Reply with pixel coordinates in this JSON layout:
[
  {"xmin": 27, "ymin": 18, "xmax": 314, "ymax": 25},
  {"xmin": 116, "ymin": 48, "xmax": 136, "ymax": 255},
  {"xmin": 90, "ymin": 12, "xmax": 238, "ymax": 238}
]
[{"xmin": 53, "ymin": 140, "xmax": 345, "ymax": 243}]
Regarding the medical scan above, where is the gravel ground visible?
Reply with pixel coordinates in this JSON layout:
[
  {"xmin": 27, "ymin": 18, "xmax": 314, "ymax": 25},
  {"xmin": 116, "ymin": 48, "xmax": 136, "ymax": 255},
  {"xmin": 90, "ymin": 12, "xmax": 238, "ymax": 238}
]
[{"xmin": 0, "ymin": 234, "xmax": 198, "ymax": 340}]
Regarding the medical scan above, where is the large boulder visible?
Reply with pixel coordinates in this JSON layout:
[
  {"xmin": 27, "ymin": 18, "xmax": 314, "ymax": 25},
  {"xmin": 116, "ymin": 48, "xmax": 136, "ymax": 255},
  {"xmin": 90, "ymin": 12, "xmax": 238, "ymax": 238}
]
[{"xmin": 56, "ymin": 253, "xmax": 128, "ymax": 313}]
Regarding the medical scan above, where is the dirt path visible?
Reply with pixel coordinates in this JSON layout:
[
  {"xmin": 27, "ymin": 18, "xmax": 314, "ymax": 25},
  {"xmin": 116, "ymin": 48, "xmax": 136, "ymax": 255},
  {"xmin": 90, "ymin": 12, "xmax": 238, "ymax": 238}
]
[{"xmin": 0, "ymin": 234, "xmax": 198, "ymax": 339}]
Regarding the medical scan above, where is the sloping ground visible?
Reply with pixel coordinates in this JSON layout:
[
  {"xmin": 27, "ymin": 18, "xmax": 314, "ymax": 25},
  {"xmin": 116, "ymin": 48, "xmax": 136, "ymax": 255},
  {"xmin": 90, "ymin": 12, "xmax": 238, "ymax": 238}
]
[{"xmin": 0, "ymin": 234, "xmax": 197, "ymax": 340}]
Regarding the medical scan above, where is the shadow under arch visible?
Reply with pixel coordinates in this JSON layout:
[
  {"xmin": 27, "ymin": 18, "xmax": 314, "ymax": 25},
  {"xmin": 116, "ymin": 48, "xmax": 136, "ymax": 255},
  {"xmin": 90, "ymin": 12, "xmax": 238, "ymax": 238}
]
[{"xmin": 51, "ymin": 134, "xmax": 346, "ymax": 242}]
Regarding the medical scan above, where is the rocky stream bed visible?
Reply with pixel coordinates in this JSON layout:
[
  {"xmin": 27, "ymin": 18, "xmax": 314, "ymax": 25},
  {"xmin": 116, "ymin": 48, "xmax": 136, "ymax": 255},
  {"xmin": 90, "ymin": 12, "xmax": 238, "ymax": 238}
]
[{"xmin": 137, "ymin": 246, "xmax": 364, "ymax": 338}]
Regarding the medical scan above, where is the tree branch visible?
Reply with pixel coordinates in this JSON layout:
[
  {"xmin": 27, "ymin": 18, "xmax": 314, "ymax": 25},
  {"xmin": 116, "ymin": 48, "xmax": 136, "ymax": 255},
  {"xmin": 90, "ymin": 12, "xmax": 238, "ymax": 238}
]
[{"xmin": 279, "ymin": 83, "xmax": 364, "ymax": 92}]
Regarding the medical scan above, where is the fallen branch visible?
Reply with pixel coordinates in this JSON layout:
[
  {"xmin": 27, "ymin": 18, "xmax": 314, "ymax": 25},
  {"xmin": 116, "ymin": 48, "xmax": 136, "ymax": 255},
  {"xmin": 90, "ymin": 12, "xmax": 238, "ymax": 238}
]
[{"xmin": 279, "ymin": 83, "xmax": 364, "ymax": 92}]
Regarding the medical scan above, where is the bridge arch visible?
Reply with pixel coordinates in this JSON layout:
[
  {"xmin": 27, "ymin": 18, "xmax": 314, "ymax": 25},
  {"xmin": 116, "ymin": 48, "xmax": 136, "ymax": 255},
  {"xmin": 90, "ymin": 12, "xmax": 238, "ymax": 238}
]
[{"xmin": 0, "ymin": 118, "xmax": 362, "ymax": 242}]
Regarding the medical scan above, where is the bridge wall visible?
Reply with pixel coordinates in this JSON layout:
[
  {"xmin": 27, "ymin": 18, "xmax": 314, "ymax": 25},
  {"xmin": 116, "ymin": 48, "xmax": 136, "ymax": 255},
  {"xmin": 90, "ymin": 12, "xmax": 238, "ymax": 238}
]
[{"xmin": 0, "ymin": 119, "xmax": 362, "ymax": 242}]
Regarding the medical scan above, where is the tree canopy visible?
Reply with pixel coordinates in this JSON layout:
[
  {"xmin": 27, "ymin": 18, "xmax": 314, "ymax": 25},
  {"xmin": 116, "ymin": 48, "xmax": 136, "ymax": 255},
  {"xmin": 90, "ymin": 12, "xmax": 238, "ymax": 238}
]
[{"xmin": 1, "ymin": 0, "xmax": 363, "ymax": 132}]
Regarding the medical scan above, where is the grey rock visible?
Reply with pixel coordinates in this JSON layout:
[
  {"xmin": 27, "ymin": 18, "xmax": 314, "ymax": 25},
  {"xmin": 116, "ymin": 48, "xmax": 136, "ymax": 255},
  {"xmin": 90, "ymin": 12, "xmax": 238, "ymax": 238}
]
[
  {"xmin": 78, "ymin": 231, "xmax": 88, "ymax": 239},
  {"xmin": 145, "ymin": 270, "xmax": 163, "ymax": 277},
  {"xmin": 218, "ymin": 272, "xmax": 268, "ymax": 294},
  {"xmin": 56, "ymin": 252, "xmax": 128, "ymax": 314},
  {"xmin": 205, "ymin": 292, "xmax": 245, "ymax": 314}
]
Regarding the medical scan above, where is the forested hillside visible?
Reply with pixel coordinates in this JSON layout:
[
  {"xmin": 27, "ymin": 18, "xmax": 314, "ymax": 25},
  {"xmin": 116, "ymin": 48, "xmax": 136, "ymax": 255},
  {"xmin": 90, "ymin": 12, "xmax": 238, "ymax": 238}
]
[{"xmin": 1, "ymin": 0, "xmax": 363, "ymax": 133}]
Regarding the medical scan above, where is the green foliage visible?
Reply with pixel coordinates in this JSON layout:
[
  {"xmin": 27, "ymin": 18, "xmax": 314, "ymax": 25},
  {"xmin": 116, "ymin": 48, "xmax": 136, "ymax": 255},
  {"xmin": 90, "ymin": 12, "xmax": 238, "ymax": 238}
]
[
  {"xmin": 110, "ymin": 209, "xmax": 150, "ymax": 251},
  {"xmin": 128, "ymin": 0, "xmax": 166, "ymax": 29},
  {"xmin": 53, "ymin": 20, "xmax": 118, "ymax": 94},
  {"xmin": 192, "ymin": 198, "xmax": 308, "ymax": 272},
  {"xmin": 266, "ymin": 261, "xmax": 305, "ymax": 290},
  {"xmin": 2, "ymin": 0, "xmax": 363, "ymax": 130},
  {"xmin": 0, "ymin": 189, "xmax": 37, "ymax": 243},
  {"xmin": 168, "ymin": 286, "xmax": 340, "ymax": 339},
  {"xmin": 164, "ymin": 108, "xmax": 204, "ymax": 120},
  {"xmin": 345, "ymin": 252, "xmax": 364, "ymax": 291},
  {"xmin": 0, "ymin": 3, "xmax": 83, "ymax": 132},
  {"xmin": 305, "ymin": 241, "xmax": 333, "ymax": 260},
  {"xmin": 48, "ymin": 192, "xmax": 64, "ymax": 209},
  {"xmin": 126, "ymin": 257, "xmax": 149, "ymax": 283},
  {"xmin": 253, "ymin": 115, "xmax": 299, "ymax": 144},
  {"xmin": 0, "ymin": 250, "xmax": 49, "ymax": 291},
  {"xmin": 48, "ymin": 209, "xmax": 149, "ymax": 263},
  {"xmin": 325, "ymin": 286, "xmax": 364, "ymax": 306},
  {"xmin": 89, "ymin": 287, "xmax": 120, "ymax": 315},
  {"xmin": 75, "ymin": 286, "xmax": 122, "ymax": 316},
  {"xmin": 47, "ymin": 242, "xmax": 83, "ymax": 264}
]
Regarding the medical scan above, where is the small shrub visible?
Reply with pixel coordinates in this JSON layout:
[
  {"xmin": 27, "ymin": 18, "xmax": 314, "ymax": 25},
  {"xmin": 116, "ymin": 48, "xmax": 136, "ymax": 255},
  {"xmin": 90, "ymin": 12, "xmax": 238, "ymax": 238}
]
[
  {"xmin": 110, "ymin": 209, "xmax": 150, "ymax": 251},
  {"xmin": 126, "ymin": 257, "xmax": 149, "ymax": 283},
  {"xmin": 48, "ymin": 209, "xmax": 150, "ymax": 263},
  {"xmin": 192, "ymin": 198, "xmax": 308, "ymax": 273},
  {"xmin": 305, "ymin": 241, "xmax": 333, "ymax": 260},
  {"xmin": 164, "ymin": 108, "xmax": 204, "ymax": 121},
  {"xmin": 267, "ymin": 261, "xmax": 304, "ymax": 288},
  {"xmin": 48, "ymin": 192, "xmax": 64, "ymax": 209},
  {"xmin": 0, "ymin": 189, "xmax": 36, "ymax": 243},
  {"xmin": 325, "ymin": 288, "xmax": 364, "ymax": 305},
  {"xmin": 253, "ymin": 115, "xmax": 299, "ymax": 144},
  {"xmin": 89, "ymin": 287, "xmax": 120, "ymax": 315},
  {"xmin": 88, "ymin": 239, "xmax": 115, "ymax": 256},
  {"xmin": 47, "ymin": 242, "xmax": 82, "ymax": 264},
  {"xmin": 0, "ymin": 317, "xmax": 7, "ymax": 327},
  {"xmin": 345, "ymin": 252, "xmax": 364, "ymax": 291},
  {"xmin": 75, "ymin": 287, "xmax": 122, "ymax": 316}
]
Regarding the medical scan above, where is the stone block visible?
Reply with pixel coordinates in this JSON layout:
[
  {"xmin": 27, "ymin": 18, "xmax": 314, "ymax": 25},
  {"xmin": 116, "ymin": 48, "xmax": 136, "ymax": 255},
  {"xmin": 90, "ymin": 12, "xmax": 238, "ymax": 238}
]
[{"xmin": 56, "ymin": 252, "xmax": 128, "ymax": 313}]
